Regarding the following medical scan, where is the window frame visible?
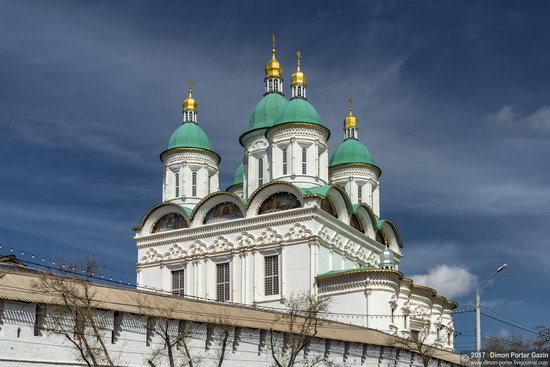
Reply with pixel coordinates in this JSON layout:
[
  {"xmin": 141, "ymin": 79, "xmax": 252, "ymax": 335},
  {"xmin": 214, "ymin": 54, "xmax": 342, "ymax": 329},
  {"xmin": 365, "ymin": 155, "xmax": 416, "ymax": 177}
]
[
  {"xmin": 191, "ymin": 171, "xmax": 197, "ymax": 196},
  {"xmin": 301, "ymin": 147, "xmax": 307, "ymax": 174},
  {"xmin": 264, "ymin": 254, "xmax": 280, "ymax": 296},
  {"xmin": 282, "ymin": 147, "xmax": 288, "ymax": 175},
  {"xmin": 258, "ymin": 158, "xmax": 264, "ymax": 186},
  {"xmin": 216, "ymin": 262, "xmax": 231, "ymax": 302},
  {"xmin": 171, "ymin": 269, "xmax": 185, "ymax": 297}
]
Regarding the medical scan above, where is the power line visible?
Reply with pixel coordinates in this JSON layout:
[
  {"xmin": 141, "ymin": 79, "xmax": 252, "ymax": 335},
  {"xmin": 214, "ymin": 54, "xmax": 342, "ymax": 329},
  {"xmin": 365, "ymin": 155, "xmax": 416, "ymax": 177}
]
[{"xmin": 1, "ymin": 243, "xmax": 472, "ymax": 319}]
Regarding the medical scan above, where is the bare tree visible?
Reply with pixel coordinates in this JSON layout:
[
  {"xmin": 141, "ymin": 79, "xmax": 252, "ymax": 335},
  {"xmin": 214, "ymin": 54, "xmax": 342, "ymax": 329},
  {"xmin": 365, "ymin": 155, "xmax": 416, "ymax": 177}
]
[
  {"xmin": 34, "ymin": 255, "xmax": 118, "ymax": 367},
  {"xmin": 388, "ymin": 315, "xmax": 451, "ymax": 367},
  {"xmin": 269, "ymin": 292, "xmax": 333, "ymax": 367},
  {"xmin": 141, "ymin": 301, "xmax": 232, "ymax": 367},
  {"xmin": 144, "ymin": 316, "xmax": 202, "ymax": 367},
  {"xmin": 485, "ymin": 328, "xmax": 550, "ymax": 363}
]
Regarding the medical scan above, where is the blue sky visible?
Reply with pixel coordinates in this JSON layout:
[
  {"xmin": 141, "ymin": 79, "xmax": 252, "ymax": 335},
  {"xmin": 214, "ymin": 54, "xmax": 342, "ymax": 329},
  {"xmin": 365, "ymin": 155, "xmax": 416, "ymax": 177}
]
[{"xmin": 1, "ymin": 0, "xmax": 549, "ymax": 351}]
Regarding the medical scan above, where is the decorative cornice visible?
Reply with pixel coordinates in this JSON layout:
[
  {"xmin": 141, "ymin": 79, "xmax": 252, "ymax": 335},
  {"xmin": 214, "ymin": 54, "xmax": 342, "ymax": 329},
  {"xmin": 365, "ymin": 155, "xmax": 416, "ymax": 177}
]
[
  {"xmin": 316, "ymin": 268, "xmax": 403, "ymax": 281},
  {"xmin": 329, "ymin": 162, "xmax": 382, "ymax": 177},
  {"xmin": 135, "ymin": 207, "xmax": 316, "ymax": 249},
  {"xmin": 266, "ymin": 122, "xmax": 331, "ymax": 142},
  {"xmin": 160, "ymin": 147, "xmax": 221, "ymax": 164}
]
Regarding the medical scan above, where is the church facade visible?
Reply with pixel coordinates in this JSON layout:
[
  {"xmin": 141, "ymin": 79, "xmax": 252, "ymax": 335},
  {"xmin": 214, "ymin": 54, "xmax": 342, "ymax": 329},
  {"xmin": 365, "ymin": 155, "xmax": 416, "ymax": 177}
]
[{"xmin": 134, "ymin": 39, "xmax": 457, "ymax": 351}]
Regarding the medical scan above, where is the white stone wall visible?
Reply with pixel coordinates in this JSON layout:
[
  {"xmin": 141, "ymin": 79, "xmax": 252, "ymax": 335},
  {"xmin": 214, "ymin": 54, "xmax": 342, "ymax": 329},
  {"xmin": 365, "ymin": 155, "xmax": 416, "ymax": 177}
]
[
  {"xmin": 267, "ymin": 124, "xmax": 330, "ymax": 188},
  {"xmin": 242, "ymin": 130, "xmax": 270, "ymax": 198},
  {"xmin": 316, "ymin": 272, "xmax": 456, "ymax": 351},
  {"xmin": 0, "ymin": 299, "xmax": 460, "ymax": 367},
  {"xmin": 330, "ymin": 165, "xmax": 381, "ymax": 216},
  {"xmin": 136, "ymin": 208, "xmax": 392, "ymax": 305},
  {"xmin": 161, "ymin": 149, "xmax": 220, "ymax": 209}
]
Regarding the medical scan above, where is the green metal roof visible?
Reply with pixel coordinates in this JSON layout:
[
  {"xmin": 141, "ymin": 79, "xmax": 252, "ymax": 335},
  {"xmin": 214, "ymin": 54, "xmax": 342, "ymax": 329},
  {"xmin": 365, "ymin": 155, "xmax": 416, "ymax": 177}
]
[
  {"xmin": 300, "ymin": 184, "xmax": 331, "ymax": 198},
  {"xmin": 317, "ymin": 267, "xmax": 372, "ymax": 278},
  {"xmin": 168, "ymin": 122, "xmax": 215, "ymax": 152},
  {"xmin": 232, "ymin": 163, "xmax": 244, "ymax": 185},
  {"xmin": 329, "ymin": 138, "xmax": 374, "ymax": 167},
  {"xmin": 247, "ymin": 92, "xmax": 288, "ymax": 132},
  {"xmin": 182, "ymin": 206, "xmax": 193, "ymax": 216},
  {"xmin": 273, "ymin": 97, "xmax": 322, "ymax": 126}
]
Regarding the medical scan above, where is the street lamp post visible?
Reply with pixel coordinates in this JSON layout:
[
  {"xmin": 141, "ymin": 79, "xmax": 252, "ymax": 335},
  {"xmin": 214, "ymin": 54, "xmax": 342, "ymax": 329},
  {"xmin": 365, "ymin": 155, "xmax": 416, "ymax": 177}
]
[{"xmin": 476, "ymin": 263, "xmax": 508, "ymax": 355}]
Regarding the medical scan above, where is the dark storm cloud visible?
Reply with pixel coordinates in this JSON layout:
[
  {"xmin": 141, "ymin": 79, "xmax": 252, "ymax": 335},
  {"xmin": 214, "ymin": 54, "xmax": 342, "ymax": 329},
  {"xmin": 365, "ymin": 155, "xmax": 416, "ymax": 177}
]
[{"xmin": 1, "ymin": 0, "xmax": 549, "ymax": 348}]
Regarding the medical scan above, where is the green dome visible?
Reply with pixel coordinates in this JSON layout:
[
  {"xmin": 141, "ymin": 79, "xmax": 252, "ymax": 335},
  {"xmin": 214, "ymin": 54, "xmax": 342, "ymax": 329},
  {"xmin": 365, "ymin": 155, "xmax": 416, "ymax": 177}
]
[
  {"xmin": 168, "ymin": 122, "xmax": 215, "ymax": 152},
  {"xmin": 330, "ymin": 138, "xmax": 374, "ymax": 167},
  {"xmin": 273, "ymin": 98, "xmax": 322, "ymax": 126},
  {"xmin": 232, "ymin": 163, "xmax": 244, "ymax": 185},
  {"xmin": 248, "ymin": 93, "xmax": 288, "ymax": 131}
]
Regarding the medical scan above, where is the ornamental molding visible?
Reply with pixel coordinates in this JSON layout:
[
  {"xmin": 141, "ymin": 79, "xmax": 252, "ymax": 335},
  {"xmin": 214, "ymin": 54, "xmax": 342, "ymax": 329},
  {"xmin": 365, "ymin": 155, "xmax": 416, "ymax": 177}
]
[
  {"xmin": 136, "ymin": 207, "xmax": 316, "ymax": 247},
  {"xmin": 235, "ymin": 232, "xmax": 255, "ymax": 248},
  {"xmin": 257, "ymin": 227, "xmax": 283, "ymax": 246},
  {"xmin": 330, "ymin": 167, "xmax": 378, "ymax": 182},
  {"xmin": 242, "ymin": 130, "xmax": 266, "ymax": 147},
  {"xmin": 283, "ymin": 223, "xmax": 313, "ymax": 241},
  {"xmin": 163, "ymin": 244, "xmax": 188, "ymax": 261},
  {"xmin": 249, "ymin": 139, "xmax": 269, "ymax": 152},
  {"xmin": 163, "ymin": 151, "xmax": 218, "ymax": 167},
  {"xmin": 209, "ymin": 236, "xmax": 234, "ymax": 253},
  {"xmin": 136, "ymin": 207, "xmax": 394, "ymax": 270},
  {"xmin": 140, "ymin": 248, "xmax": 162, "ymax": 264},
  {"xmin": 267, "ymin": 125, "xmax": 329, "ymax": 143},
  {"xmin": 317, "ymin": 271, "xmax": 402, "ymax": 295}
]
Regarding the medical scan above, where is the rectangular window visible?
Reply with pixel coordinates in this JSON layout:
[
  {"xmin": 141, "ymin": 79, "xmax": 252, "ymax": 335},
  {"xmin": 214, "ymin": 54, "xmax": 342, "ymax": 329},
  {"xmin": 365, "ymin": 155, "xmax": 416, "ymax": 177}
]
[
  {"xmin": 282, "ymin": 147, "xmax": 288, "ymax": 175},
  {"xmin": 172, "ymin": 270, "xmax": 185, "ymax": 297},
  {"xmin": 192, "ymin": 171, "xmax": 197, "ymax": 196},
  {"xmin": 302, "ymin": 148, "xmax": 307, "ymax": 174},
  {"xmin": 216, "ymin": 263, "xmax": 230, "ymax": 302},
  {"xmin": 175, "ymin": 173, "xmax": 180, "ymax": 197},
  {"xmin": 264, "ymin": 255, "xmax": 279, "ymax": 296},
  {"xmin": 357, "ymin": 184, "xmax": 363, "ymax": 203},
  {"xmin": 258, "ymin": 158, "xmax": 264, "ymax": 186}
]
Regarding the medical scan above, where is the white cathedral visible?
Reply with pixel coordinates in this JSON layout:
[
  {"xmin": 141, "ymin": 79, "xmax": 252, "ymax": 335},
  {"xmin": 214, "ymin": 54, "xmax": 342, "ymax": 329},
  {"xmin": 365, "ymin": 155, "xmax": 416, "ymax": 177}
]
[{"xmin": 134, "ymin": 41, "xmax": 457, "ymax": 351}]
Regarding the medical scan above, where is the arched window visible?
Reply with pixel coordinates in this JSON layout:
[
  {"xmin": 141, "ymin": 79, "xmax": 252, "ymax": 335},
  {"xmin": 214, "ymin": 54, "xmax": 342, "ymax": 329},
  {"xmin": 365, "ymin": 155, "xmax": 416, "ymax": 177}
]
[
  {"xmin": 175, "ymin": 173, "xmax": 180, "ymax": 197},
  {"xmin": 192, "ymin": 171, "xmax": 197, "ymax": 196},
  {"xmin": 152, "ymin": 213, "xmax": 187, "ymax": 233},
  {"xmin": 259, "ymin": 192, "xmax": 301, "ymax": 215},
  {"xmin": 376, "ymin": 230, "xmax": 386, "ymax": 245},
  {"xmin": 203, "ymin": 202, "xmax": 244, "ymax": 224},
  {"xmin": 350, "ymin": 214, "xmax": 363, "ymax": 232},
  {"xmin": 357, "ymin": 184, "xmax": 363, "ymax": 203},
  {"xmin": 258, "ymin": 158, "xmax": 264, "ymax": 185},
  {"xmin": 321, "ymin": 198, "xmax": 337, "ymax": 218}
]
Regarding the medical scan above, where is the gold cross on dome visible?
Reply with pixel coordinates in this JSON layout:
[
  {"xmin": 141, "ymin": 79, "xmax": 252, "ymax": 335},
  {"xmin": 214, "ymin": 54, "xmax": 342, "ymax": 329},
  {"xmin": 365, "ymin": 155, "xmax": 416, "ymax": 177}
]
[
  {"xmin": 348, "ymin": 97, "xmax": 353, "ymax": 112},
  {"xmin": 272, "ymin": 34, "xmax": 276, "ymax": 50},
  {"xmin": 188, "ymin": 78, "xmax": 193, "ymax": 94},
  {"xmin": 296, "ymin": 50, "xmax": 302, "ymax": 66}
]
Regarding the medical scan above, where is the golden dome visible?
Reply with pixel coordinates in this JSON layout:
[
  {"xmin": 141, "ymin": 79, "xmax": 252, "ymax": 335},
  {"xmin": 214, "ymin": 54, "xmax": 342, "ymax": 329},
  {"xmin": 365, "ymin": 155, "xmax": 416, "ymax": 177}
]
[
  {"xmin": 182, "ymin": 79, "xmax": 197, "ymax": 110},
  {"xmin": 291, "ymin": 50, "xmax": 307, "ymax": 85},
  {"xmin": 344, "ymin": 97, "xmax": 357, "ymax": 128},
  {"xmin": 265, "ymin": 34, "xmax": 283, "ymax": 78}
]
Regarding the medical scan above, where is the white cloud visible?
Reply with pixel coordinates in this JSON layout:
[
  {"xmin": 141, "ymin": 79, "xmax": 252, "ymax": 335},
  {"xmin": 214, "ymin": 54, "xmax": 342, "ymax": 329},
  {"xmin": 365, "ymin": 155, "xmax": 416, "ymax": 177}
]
[
  {"xmin": 488, "ymin": 105, "xmax": 550, "ymax": 136},
  {"xmin": 411, "ymin": 265, "xmax": 478, "ymax": 299}
]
